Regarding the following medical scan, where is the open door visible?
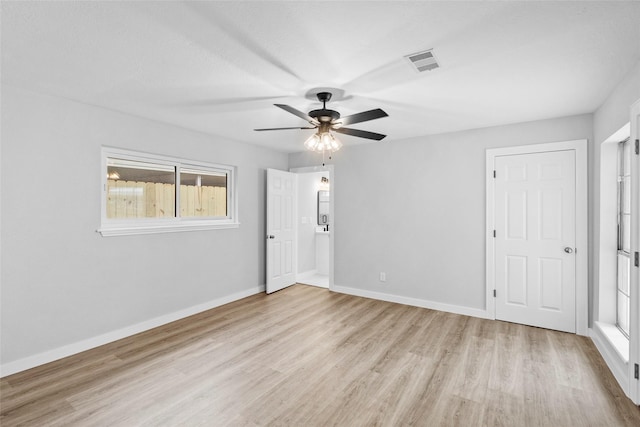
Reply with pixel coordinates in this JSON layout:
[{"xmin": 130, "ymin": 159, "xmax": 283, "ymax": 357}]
[{"xmin": 266, "ymin": 169, "xmax": 297, "ymax": 294}]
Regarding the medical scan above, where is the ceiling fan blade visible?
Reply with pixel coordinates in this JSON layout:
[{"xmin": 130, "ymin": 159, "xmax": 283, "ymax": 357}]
[
  {"xmin": 333, "ymin": 127, "xmax": 387, "ymax": 141},
  {"xmin": 254, "ymin": 126, "xmax": 317, "ymax": 131},
  {"xmin": 335, "ymin": 108, "xmax": 388, "ymax": 126},
  {"xmin": 274, "ymin": 104, "xmax": 320, "ymax": 125}
]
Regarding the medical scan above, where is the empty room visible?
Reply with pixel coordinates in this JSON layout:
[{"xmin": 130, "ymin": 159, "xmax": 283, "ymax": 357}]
[{"xmin": 1, "ymin": 1, "xmax": 640, "ymax": 426}]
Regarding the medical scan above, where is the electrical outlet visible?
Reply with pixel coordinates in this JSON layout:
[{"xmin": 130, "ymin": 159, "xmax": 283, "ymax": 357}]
[{"xmin": 379, "ymin": 272, "xmax": 386, "ymax": 282}]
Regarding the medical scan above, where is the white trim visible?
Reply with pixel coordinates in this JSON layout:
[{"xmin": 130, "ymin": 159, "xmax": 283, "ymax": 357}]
[
  {"xmin": 98, "ymin": 221, "xmax": 240, "ymax": 236},
  {"xmin": 590, "ymin": 323, "xmax": 629, "ymax": 395},
  {"xmin": 290, "ymin": 165, "xmax": 335, "ymax": 291},
  {"xmin": 486, "ymin": 139, "xmax": 589, "ymax": 336},
  {"xmin": 333, "ymin": 285, "xmax": 491, "ymax": 320},
  {"xmin": 594, "ymin": 107, "xmax": 640, "ymax": 405},
  {"xmin": 597, "ymin": 132, "xmax": 625, "ymax": 325},
  {"xmin": 0, "ymin": 286, "xmax": 264, "ymax": 378},
  {"xmin": 486, "ymin": 153, "xmax": 497, "ymax": 318},
  {"xmin": 99, "ymin": 146, "xmax": 239, "ymax": 237},
  {"xmin": 629, "ymin": 99, "xmax": 640, "ymax": 404}
]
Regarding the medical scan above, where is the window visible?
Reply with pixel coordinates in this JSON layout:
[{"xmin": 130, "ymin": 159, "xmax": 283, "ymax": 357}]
[
  {"xmin": 179, "ymin": 168, "xmax": 227, "ymax": 218},
  {"xmin": 616, "ymin": 138, "xmax": 631, "ymax": 337},
  {"xmin": 99, "ymin": 147, "xmax": 238, "ymax": 236},
  {"xmin": 106, "ymin": 159, "xmax": 176, "ymax": 219}
]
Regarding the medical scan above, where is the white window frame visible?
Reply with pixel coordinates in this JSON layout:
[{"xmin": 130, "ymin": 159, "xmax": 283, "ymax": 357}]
[
  {"xmin": 616, "ymin": 138, "xmax": 631, "ymax": 338},
  {"xmin": 593, "ymin": 123, "xmax": 631, "ymax": 394},
  {"xmin": 592, "ymin": 98, "xmax": 640, "ymax": 405},
  {"xmin": 98, "ymin": 147, "xmax": 239, "ymax": 237}
]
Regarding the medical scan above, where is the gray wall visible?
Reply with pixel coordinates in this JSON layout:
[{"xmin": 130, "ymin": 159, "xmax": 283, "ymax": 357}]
[
  {"xmin": 290, "ymin": 114, "xmax": 593, "ymax": 311},
  {"xmin": 0, "ymin": 85, "xmax": 288, "ymax": 365},
  {"xmin": 594, "ymin": 61, "xmax": 640, "ymax": 146}
]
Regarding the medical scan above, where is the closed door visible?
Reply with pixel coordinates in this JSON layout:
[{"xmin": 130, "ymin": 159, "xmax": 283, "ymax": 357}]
[
  {"xmin": 494, "ymin": 150, "xmax": 576, "ymax": 333},
  {"xmin": 266, "ymin": 169, "xmax": 297, "ymax": 294}
]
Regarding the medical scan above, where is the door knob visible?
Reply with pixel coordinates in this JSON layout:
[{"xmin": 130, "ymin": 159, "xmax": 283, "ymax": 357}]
[
  {"xmin": 564, "ymin": 247, "xmax": 574, "ymax": 254},
  {"xmin": 267, "ymin": 235, "xmax": 275, "ymax": 239}
]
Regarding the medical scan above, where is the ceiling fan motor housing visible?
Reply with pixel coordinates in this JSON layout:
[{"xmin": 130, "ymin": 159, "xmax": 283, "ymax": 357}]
[
  {"xmin": 309, "ymin": 108, "xmax": 340, "ymax": 122},
  {"xmin": 309, "ymin": 91, "xmax": 340, "ymax": 122}
]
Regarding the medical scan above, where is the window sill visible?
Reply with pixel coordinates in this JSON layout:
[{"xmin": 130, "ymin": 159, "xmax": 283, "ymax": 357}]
[
  {"xmin": 590, "ymin": 321, "xmax": 630, "ymax": 396},
  {"xmin": 593, "ymin": 321, "xmax": 629, "ymax": 363},
  {"xmin": 98, "ymin": 221, "xmax": 240, "ymax": 237}
]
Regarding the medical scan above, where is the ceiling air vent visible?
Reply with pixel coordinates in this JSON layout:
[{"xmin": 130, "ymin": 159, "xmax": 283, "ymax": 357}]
[{"xmin": 405, "ymin": 49, "xmax": 439, "ymax": 73}]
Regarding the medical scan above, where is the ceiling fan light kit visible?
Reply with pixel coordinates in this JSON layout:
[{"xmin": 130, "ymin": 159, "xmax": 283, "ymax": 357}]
[
  {"xmin": 255, "ymin": 91, "xmax": 388, "ymax": 156},
  {"xmin": 304, "ymin": 131, "xmax": 343, "ymax": 152}
]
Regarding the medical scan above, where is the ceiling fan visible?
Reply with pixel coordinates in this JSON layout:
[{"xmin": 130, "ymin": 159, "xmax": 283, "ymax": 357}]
[{"xmin": 254, "ymin": 92, "xmax": 388, "ymax": 152}]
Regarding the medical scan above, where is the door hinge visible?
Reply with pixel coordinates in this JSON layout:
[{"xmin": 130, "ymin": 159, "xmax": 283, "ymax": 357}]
[
  {"xmin": 493, "ymin": 170, "xmax": 496, "ymax": 178},
  {"xmin": 635, "ymin": 139, "xmax": 639, "ymax": 155},
  {"xmin": 493, "ymin": 289, "xmax": 496, "ymax": 298},
  {"xmin": 635, "ymin": 252, "xmax": 639, "ymax": 267},
  {"xmin": 493, "ymin": 230, "xmax": 496, "ymax": 238},
  {"xmin": 635, "ymin": 363, "xmax": 639, "ymax": 380}
]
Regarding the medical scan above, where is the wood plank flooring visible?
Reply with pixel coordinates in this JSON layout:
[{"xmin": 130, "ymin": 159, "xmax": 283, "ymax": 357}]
[{"xmin": 1, "ymin": 284, "xmax": 639, "ymax": 426}]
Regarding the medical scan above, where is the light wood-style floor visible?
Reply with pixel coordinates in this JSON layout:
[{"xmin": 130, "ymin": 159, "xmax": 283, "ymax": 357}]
[{"xmin": 1, "ymin": 284, "xmax": 639, "ymax": 426}]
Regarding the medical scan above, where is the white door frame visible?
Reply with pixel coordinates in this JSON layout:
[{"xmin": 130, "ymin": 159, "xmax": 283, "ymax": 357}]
[
  {"xmin": 290, "ymin": 165, "xmax": 335, "ymax": 291},
  {"xmin": 629, "ymin": 99, "xmax": 640, "ymax": 404},
  {"xmin": 486, "ymin": 139, "xmax": 588, "ymax": 335}
]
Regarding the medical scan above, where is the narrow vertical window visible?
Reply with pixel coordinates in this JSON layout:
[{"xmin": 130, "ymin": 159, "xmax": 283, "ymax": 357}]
[{"xmin": 617, "ymin": 138, "xmax": 631, "ymax": 337}]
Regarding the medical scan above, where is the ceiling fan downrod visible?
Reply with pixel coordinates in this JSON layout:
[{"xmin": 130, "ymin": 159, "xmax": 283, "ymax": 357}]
[
  {"xmin": 309, "ymin": 92, "xmax": 340, "ymax": 123},
  {"xmin": 317, "ymin": 91, "xmax": 332, "ymax": 110}
]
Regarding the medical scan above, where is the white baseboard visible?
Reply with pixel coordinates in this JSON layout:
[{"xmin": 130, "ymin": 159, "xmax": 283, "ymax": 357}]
[
  {"xmin": 589, "ymin": 323, "xmax": 630, "ymax": 397},
  {"xmin": 332, "ymin": 285, "xmax": 490, "ymax": 320},
  {"xmin": 0, "ymin": 285, "xmax": 265, "ymax": 378}
]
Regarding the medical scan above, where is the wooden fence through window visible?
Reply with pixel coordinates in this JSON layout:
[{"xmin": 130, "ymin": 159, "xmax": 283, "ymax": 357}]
[{"xmin": 106, "ymin": 180, "xmax": 227, "ymax": 218}]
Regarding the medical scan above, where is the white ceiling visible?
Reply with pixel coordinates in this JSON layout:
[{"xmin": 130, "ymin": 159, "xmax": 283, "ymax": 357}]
[{"xmin": 2, "ymin": 1, "xmax": 640, "ymax": 153}]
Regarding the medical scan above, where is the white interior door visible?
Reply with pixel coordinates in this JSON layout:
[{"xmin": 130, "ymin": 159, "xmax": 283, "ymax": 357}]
[
  {"xmin": 266, "ymin": 169, "xmax": 297, "ymax": 294},
  {"xmin": 494, "ymin": 150, "xmax": 576, "ymax": 333}
]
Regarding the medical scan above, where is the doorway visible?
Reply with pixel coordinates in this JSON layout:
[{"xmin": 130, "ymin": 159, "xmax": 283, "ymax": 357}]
[
  {"xmin": 266, "ymin": 166, "xmax": 334, "ymax": 294},
  {"xmin": 486, "ymin": 140, "xmax": 588, "ymax": 335},
  {"xmin": 291, "ymin": 165, "xmax": 334, "ymax": 289}
]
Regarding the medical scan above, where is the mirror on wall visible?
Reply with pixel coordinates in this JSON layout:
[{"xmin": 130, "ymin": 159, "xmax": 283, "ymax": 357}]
[{"xmin": 317, "ymin": 190, "xmax": 330, "ymax": 225}]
